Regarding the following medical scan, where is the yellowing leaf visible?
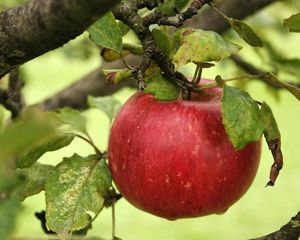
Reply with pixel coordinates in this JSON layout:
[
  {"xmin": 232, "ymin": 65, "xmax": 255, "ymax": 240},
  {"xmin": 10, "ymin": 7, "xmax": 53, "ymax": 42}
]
[
  {"xmin": 45, "ymin": 154, "xmax": 112, "ymax": 235},
  {"xmin": 172, "ymin": 28, "xmax": 241, "ymax": 68},
  {"xmin": 102, "ymin": 68, "xmax": 132, "ymax": 84}
]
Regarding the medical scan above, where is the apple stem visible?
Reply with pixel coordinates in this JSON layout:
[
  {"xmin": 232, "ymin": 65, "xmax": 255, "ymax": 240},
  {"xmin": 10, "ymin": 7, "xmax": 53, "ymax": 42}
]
[
  {"xmin": 185, "ymin": 65, "xmax": 204, "ymax": 100},
  {"xmin": 194, "ymin": 74, "xmax": 268, "ymax": 91},
  {"xmin": 194, "ymin": 66, "xmax": 203, "ymax": 86}
]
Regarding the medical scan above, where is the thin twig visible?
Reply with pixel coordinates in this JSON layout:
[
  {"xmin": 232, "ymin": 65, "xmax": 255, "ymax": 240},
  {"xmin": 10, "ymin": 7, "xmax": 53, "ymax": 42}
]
[
  {"xmin": 112, "ymin": 195, "xmax": 116, "ymax": 240},
  {"xmin": 231, "ymin": 56, "xmax": 300, "ymax": 100},
  {"xmin": 75, "ymin": 134, "xmax": 102, "ymax": 156},
  {"xmin": 0, "ymin": 68, "xmax": 24, "ymax": 119}
]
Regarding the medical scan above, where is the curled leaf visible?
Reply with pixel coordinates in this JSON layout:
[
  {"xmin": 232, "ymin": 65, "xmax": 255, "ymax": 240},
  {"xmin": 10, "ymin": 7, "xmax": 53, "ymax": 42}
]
[
  {"xmin": 101, "ymin": 48, "xmax": 129, "ymax": 62},
  {"xmin": 102, "ymin": 69, "xmax": 132, "ymax": 84},
  {"xmin": 260, "ymin": 102, "xmax": 283, "ymax": 186},
  {"xmin": 215, "ymin": 75, "xmax": 225, "ymax": 87}
]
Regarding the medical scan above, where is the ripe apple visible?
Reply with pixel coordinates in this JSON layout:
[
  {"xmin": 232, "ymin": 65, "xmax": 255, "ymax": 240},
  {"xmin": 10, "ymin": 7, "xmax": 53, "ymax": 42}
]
[{"xmin": 108, "ymin": 81, "xmax": 261, "ymax": 220}]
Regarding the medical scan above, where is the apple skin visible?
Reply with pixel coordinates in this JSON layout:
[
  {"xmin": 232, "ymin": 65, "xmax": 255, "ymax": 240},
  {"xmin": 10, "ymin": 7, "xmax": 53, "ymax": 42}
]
[{"xmin": 108, "ymin": 83, "xmax": 261, "ymax": 220}]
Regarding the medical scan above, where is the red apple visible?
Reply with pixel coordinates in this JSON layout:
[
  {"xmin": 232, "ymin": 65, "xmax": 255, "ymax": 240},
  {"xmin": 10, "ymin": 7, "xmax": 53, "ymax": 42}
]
[{"xmin": 108, "ymin": 81, "xmax": 261, "ymax": 220}]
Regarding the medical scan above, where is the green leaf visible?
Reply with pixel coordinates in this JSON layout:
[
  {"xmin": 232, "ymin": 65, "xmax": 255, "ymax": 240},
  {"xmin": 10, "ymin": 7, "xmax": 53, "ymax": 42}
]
[
  {"xmin": 175, "ymin": 0, "xmax": 191, "ymax": 10},
  {"xmin": 102, "ymin": 68, "xmax": 132, "ymax": 84},
  {"xmin": 211, "ymin": 5, "xmax": 263, "ymax": 47},
  {"xmin": 172, "ymin": 28, "xmax": 241, "ymax": 68},
  {"xmin": 229, "ymin": 19, "xmax": 264, "ymax": 47},
  {"xmin": 0, "ymin": 110, "xmax": 56, "ymax": 174},
  {"xmin": 117, "ymin": 20, "xmax": 130, "ymax": 36},
  {"xmin": 16, "ymin": 133, "xmax": 75, "ymax": 168},
  {"xmin": 221, "ymin": 86, "xmax": 265, "ymax": 149},
  {"xmin": 260, "ymin": 102, "xmax": 283, "ymax": 186},
  {"xmin": 53, "ymin": 108, "xmax": 87, "ymax": 134},
  {"xmin": 88, "ymin": 96, "xmax": 121, "ymax": 123},
  {"xmin": 123, "ymin": 42, "xmax": 143, "ymax": 55},
  {"xmin": 158, "ymin": 0, "xmax": 176, "ymax": 16},
  {"xmin": 0, "ymin": 198, "xmax": 21, "ymax": 240},
  {"xmin": 45, "ymin": 154, "xmax": 112, "ymax": 235},
  {"xmin": 144, "ymin": 72, "xmax": 180, "ymax": 101},
  {"xmin": 284, "ymin": 12, "xmax": 300, "ymax": 32},
  {"xmin": 152, "ymin": 28, "xmax": 172, "ymax": 57},
  {"xmin": 88, "ymin": 12, "xmax": 123, "ymax": 52},
  {"xmin": 12, "ymin": 163, "xmax": 55, "ymax": 201}
]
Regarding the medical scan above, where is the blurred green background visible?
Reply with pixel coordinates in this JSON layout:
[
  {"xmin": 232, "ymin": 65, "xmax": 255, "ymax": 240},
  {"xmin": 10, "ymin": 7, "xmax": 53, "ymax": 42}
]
[{"xmin": 3, "ymin": 1, "xmax": 299, "ymax": 239}]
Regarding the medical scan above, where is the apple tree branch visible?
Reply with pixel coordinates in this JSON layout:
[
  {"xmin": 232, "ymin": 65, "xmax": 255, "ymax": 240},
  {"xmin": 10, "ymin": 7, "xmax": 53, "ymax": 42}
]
[
  {"xmin": 251, "ymin": 211, "xmax": 300, "ymax": 240},
  {"xmin": 0, "ymin": 0, "xmax": 121, "ymax": 78},
  {"xmin": 38, "ymin": 0, "xmax": 279, "ymax": 110}
]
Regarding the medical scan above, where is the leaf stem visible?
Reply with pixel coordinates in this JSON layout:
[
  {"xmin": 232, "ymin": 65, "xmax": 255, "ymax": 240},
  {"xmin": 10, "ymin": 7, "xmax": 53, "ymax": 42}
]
[
  {"xmin": 75, "ymin": 134, "xmax": 102, "ymax": 156},
  {"xmin": 195, "ymin": 74, "xmax": 266, "ymax": 90}
]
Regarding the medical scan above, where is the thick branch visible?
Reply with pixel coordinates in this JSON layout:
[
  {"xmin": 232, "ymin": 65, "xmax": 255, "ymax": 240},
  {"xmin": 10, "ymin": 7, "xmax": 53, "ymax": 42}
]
[
  {"xmin": 39, "ymin": 0, "xmax": 278, "ymax": 110},
  {"xmin": 0, "ymin": 0, "xmax": 121, "ymax": 78},
  {"xmin": 251, "ymin": 212, "xmax": 300, "ymax": 240}
]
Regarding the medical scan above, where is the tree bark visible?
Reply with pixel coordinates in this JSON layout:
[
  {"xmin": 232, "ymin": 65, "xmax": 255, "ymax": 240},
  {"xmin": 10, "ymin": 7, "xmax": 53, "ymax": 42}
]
[
  {"xmin": 39, "ymin": 0, "xmax": 279, "ymax": 110},
  {"xmin": 0, "ymin": 0, "xmax": 121, "ymax": 78},
  {"xmin": 251, "ymin": 212, "xmax": 300, "ymax": 240}
]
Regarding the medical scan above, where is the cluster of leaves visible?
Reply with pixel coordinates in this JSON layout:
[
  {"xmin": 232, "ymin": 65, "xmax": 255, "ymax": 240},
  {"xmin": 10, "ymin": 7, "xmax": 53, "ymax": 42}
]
[
  {"xmin": 86, "ymin": 1, "xmax": 300, "ymax": 188},
  {"xmin": 0, "ymin": 97, "xmax": 121, "ymax": 239}
]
